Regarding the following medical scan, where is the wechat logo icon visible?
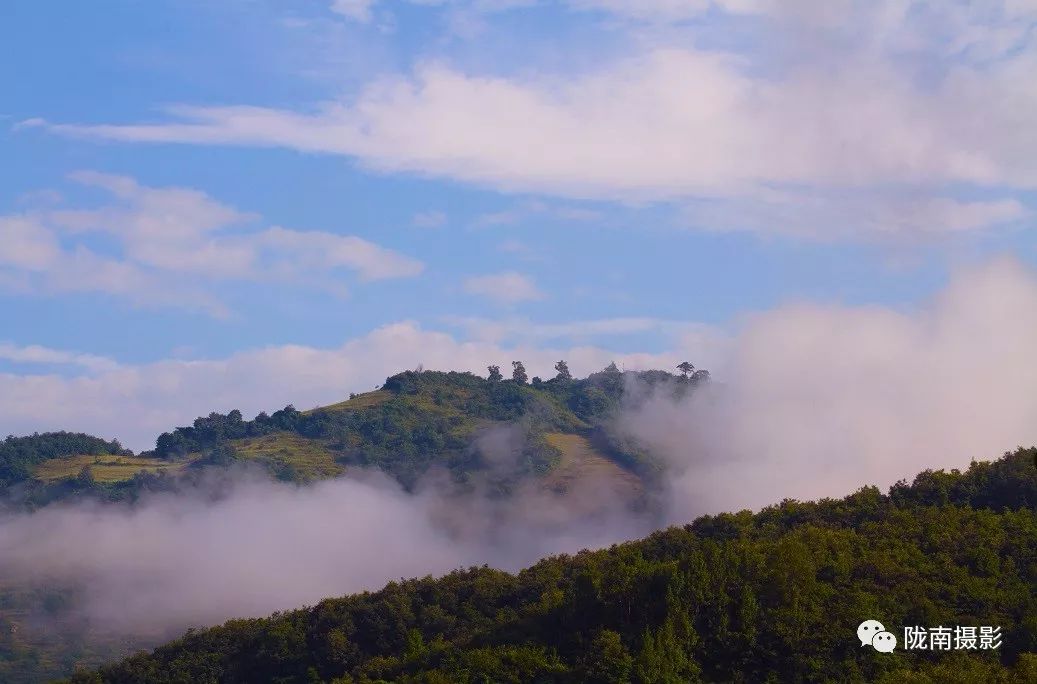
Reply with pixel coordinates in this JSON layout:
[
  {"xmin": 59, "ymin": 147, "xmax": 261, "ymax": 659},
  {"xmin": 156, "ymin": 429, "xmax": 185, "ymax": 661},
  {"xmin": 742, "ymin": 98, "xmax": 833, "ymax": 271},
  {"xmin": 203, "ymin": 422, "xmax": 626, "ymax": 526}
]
[{"xmin": 858, "ymin": 620, "xmax": 897, "ymax": 653}]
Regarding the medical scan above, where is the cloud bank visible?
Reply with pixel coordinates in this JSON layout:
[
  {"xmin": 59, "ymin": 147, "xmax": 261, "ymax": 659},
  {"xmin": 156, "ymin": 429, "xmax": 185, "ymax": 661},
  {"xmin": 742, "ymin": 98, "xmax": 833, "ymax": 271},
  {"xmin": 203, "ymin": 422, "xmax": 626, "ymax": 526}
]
[
  {"xmin": 621, "ymin": 257, "xmax": 1037, "ymax": 519},
  {"xmin": 0, "ymin": 462, "xmax": 648, "ymax": 636}
]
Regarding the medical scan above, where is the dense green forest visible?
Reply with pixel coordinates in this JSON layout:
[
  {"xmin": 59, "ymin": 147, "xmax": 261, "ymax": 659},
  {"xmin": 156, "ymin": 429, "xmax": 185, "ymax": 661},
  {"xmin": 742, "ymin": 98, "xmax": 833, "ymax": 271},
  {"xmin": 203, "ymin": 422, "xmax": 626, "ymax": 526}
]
[{"xmin": 65, "ymin": 448, "xmax": 1037, "ymax": 683}]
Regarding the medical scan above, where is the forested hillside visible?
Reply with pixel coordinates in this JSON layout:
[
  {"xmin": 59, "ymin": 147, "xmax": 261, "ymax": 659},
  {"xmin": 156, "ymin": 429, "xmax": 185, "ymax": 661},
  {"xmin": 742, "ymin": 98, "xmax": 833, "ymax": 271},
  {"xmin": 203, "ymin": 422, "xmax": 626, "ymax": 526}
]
[
  {"xmin": 67, "ymin": 449, "xmax": 1037, "ymax": 683},
  {"xmin": 1, "ymin": 364, "xmax": 691, "ymax": 512}
]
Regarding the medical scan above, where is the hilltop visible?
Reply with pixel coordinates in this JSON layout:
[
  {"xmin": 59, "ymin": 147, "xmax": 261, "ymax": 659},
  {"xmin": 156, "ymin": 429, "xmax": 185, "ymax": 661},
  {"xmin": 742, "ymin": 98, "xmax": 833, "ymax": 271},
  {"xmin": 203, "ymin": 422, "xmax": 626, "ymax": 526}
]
[
  {"xmin": 65, "ymin": 448, "xmax": 1037, "ymax": 683},
  {"xmin": 2, "ymin": 363, "xmax": 696, "ymax": 512}
]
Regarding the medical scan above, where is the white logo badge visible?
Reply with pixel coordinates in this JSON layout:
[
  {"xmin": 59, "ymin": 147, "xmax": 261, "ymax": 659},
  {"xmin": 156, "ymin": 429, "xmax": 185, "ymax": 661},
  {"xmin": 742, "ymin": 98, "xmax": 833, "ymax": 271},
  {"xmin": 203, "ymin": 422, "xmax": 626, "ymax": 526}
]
[{"xmin": 858, "ymin": 619, "xmax": 897, "ymax": 652}]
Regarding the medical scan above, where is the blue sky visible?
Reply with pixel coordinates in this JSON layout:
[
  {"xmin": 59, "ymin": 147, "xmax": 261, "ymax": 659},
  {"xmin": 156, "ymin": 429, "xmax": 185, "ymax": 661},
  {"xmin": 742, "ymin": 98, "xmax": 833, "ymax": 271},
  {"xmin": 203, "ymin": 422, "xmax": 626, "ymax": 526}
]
[{"xmin": 2, "ymin": 0, "xmax": 1037, "ymax": 449}]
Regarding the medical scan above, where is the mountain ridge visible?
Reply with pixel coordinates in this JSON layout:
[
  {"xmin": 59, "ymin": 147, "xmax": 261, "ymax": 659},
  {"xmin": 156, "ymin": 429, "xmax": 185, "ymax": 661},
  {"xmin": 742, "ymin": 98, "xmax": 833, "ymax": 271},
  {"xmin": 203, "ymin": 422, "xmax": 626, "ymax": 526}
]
[{"xmin": 2, "ymin": 364, "xmax": 689, "ymax": 512}]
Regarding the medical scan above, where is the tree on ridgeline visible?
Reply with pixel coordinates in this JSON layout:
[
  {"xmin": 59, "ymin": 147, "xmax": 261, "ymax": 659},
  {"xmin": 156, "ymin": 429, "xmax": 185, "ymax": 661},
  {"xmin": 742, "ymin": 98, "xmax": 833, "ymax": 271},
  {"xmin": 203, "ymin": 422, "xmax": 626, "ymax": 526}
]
[
  {"xmin": 677, "ymin": 361, "xmax": 694, "ymax": 378},
  {"xmin": 511, "ymin": 361, "xmax": 528, "ymax": 384},
  {"xmin": 487, "ymin": 365, "xmax": 503, "ymax": 382},
  {"xmin": 554, "ymin": 360, "xmax": 572, "ymax": 381}
]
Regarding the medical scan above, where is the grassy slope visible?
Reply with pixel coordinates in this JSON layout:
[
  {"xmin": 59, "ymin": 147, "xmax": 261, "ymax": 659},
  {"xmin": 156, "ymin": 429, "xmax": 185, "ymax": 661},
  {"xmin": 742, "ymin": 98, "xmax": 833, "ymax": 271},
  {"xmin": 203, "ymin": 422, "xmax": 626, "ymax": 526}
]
[
  {"xmin": 541, "ymin": 433, "xmax": 642, "ymax": 498},
  {"xmin": 314, "ymin": 390, "xmax": 392, "ymax": 413},
  {"xmin": 26, "ymin": 384, "xmax": 640, "ymax": 494},
  {"xmin": 33, "ymin": 455, "xmax": 188, "ymax": 483},
  {"xmin": 231, "ymin": 433, "xmax": 344, "ymax": 480},
  {"xmin": 229, "ymin": 391, "xmax": 634, "ymax": 494}
]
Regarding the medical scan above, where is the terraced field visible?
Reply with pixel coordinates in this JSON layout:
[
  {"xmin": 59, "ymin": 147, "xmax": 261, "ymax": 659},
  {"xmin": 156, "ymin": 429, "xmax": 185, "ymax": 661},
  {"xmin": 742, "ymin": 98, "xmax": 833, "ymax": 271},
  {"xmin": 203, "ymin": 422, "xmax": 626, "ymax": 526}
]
[{"xmin": 32, "ymin": 455, "xmax": 187, "ymax": 483}]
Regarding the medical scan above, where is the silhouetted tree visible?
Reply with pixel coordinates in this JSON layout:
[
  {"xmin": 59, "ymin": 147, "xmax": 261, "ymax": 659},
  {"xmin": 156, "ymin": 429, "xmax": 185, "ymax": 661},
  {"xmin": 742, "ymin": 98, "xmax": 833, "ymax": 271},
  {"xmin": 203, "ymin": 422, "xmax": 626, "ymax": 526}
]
[
  {"xmin": 554, "ymin": 360, "xmax": 572, "ymax": 381},
  {"xmin": 512, "ymin": 361, "xmax": 528, "ymax": 384},
  {"xmin": 487, "ymin": 365, "xmax": 503, "ymax": 382},
  {"xmin": 677, "ymin": 361, "xmax": 695, "ymax": 378}
]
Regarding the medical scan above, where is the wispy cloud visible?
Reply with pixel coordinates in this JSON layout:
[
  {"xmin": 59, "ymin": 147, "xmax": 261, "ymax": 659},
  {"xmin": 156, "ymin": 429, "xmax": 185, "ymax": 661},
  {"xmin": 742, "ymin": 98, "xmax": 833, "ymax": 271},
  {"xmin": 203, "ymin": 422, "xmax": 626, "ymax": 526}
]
[
  {"xmin": 463, "ymin": 271, "xmax": 545, "ymax": 303},
  {"xmin": 473, "ymin": 200, "xmax": 603, "ymax": 229},
  {"xmin": 0, "ymin": 173, "xmax": 423, "ymax": 315},
  {"xmin": 0, "ymin": 343, "xmax": 120, "ymax": 373},
  {"xmin": 412, "ymin": 210, "xmax": 447, "ymax": 228},
  {"xmin": 330, "ymin": 0, "xmax": 377, "ymax": 23},
  {"xmin": 29, "ymin": 1, "xmax": 1037, "ymax": 241},
  {"xmin": 443, "ymin": 314, "xmax": 725, "ymax": 346},
  {"xmin": 683, "ymin": 190, "xmax": 1030, "ymax": 240}
]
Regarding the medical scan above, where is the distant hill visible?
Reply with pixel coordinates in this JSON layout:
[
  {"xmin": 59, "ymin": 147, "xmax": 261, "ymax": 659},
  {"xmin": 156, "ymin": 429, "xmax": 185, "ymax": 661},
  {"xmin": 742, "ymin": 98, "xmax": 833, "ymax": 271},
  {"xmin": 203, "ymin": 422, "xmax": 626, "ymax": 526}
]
[
  {"xmin": 0, "ymin": 365, "xmax": 693, "ymax": 682},
  {"xmin": 2, "ymin": 365, "xmax": 694, "ymax": 511},
  {"xmin": 64, "ymin": 449, "xmax": 1037, "ymax": 683}
]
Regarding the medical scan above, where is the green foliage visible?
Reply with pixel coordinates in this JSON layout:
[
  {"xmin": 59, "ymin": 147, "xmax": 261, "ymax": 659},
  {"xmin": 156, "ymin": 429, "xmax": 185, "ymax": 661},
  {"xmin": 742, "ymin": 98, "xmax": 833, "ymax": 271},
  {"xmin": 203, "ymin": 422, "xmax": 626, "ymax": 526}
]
[
  {"xmin": 511, "ymin": 361, "xmax": 528, "ymax": 385},
  {"xmin": 2, "ymin": 365, "xmax": 688, "ymax": 514},
  {"xmin": 138, "ymin": 367, "xmax": 684, "ymax": 492},
  {"xmin": 152, "ymin": 407, "xmax": 299, "ymax": 459},
  {"xmin": 67, "ymin": 448, "xmax": 1037, "ymax": 683},
  {"xmin": 579, "ymin": 629, "xmax": 633, "ymax": 683}
]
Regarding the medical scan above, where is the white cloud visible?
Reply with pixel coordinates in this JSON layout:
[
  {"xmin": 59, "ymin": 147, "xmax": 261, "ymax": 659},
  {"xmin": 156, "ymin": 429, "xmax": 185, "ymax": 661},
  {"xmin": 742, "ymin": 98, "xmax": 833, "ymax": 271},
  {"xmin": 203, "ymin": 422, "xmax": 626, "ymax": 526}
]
[
  {"xmin": 0, "ymin": 343, "xmax": 120, "ymax": 373},
  {"xmin": 0, "ymin": 174, "xmax": 423, "ymax": 313},
  {"xmin": 445, "ymin": 314, "xmax": 728, "ymax": 349},
  {"xmin": 568, "ymin": 0, "xmax": 714, "ymax": 21},
  {"xmin": 258, "ymin": 226, "xmax": 423, "ymax": 281},
  {"xmin": 0, "ymin": 213, "xmax": 221, "ymax": 314},
  {"xmin": 685, "ymin": 190, "xmax": 1029, "ymax": 239},
  {"xmin": 33, "ymin": 1, "xmax": 1037, "ymax": 239},
  {"xmin": 474, "ymin": 200, "xmax": 603, "ymax": 228},
  {"xmin": 620, "ymin": 256, "xmax": 1037, "ymax": 520},
  {"xmin": 330, "ymin": 0, "xmax": 377, "ymax": 22},
  {"xmin": 412, "ymin": 210, "xmax": 447, "ymax": 228},
  {"xmin": 463, "ymin": 271, "xmax": 544, "ymax": 302},
  {"xmin": 0, "ymin": 216, "xmax": 62, "ymax": 270},
  {"xmin": 497, "ymin": 239, "xmax": 542, "ymax": 261}
]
